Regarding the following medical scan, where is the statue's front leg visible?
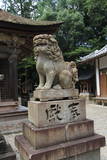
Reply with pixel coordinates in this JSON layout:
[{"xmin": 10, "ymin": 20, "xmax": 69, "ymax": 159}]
[
  {"xmin": 36, "ymin": 73, "xmax": 45, "ymax": 89},
  {"xmin": 42, "ymin": 71, "xmax": 56, "ymax": 89}
]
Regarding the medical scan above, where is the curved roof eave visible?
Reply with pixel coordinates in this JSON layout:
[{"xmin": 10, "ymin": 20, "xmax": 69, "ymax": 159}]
[{"xmin": 0, "ymin": 9, "xmax": 63, "ymax": 33}]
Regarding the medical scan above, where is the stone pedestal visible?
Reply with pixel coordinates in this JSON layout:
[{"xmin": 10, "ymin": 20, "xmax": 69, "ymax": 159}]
[
  {"xmin": 15, "ymin": 89, "xmax": 105, "ymax": 160},
  {"xmin": 33, "ymin": 88, "xmax": 79, "ymax": 101}
]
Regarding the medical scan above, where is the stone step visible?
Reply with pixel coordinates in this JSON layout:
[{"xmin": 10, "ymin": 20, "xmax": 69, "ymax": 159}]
[
  {"xmin": 0, "ymin": 106, "xmax": 28, "ymax": 122},
  {"xmin": 0, "ymin": 119, "xmax": 27, "ymax": 134},
  {"xmin": 0, "ymin": 101, "xmax": 18, "ymax": 106},
  {"xmin": 15, "ymin": 134, "xmax": 105, "ymax": 160},
  {"xmin": 0, "ymin": 113, "xmax": 27, "ymax": 122},
  {"xmin": 0, "ymin": 101, "xmax": 18, "ymax": 112},
  {"xmin": 0, "ymin": 109, "xmax": 27, "ymax": 116},
  {"xmin": 23, "ymin": 119, "xmax": 94, "ymax": 149}
]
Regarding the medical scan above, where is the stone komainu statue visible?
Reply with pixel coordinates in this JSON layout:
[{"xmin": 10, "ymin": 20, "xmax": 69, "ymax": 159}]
[{"xmin": 33, "ymin": 34, "xmax": 78, "ymax": 90}]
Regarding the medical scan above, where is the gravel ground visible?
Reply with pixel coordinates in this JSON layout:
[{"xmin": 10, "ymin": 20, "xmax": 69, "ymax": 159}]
[{"xmin": 4, "ymin": 103, "xmax": 107, "ymax": 160}]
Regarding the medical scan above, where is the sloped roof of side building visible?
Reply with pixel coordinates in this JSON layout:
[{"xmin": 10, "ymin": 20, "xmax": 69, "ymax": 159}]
[{"xmin": 80, "ymin": 45, "xmax": 107, "ymax": 63}]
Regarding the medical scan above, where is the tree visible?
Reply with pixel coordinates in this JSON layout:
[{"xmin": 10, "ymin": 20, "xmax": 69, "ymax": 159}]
[
  {"xmin": 57, "ymin": 9, "xmax": 85, "ymax": 50},
  {"xmin": 18, "ymin": 56, "xmax": 38, "ymax": 96},
  {"xmin": 2, "ymin": 0, "xmax": 37, "ymax": 18},
  {"xmin": 83, "ymin": 0, "xmax": 107, "ymax": 49},
  {"xmin": 56, "ymin": 0, "xmax": 107, "ymax": 60},
  {"xmin": 34, "ymin": 0, "xmax": 57, "ymax": 20}
]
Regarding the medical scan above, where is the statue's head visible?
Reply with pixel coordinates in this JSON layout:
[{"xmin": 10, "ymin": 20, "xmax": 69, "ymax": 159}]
[{"xmin": 33, "ymin": 34, "xmax": 64, "ymax": 61}]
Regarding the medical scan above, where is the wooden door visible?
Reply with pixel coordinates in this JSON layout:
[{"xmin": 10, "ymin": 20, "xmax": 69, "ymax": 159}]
[{"xmin": 100, "ymin": 72, "xmax": 107, "ymax": 97}]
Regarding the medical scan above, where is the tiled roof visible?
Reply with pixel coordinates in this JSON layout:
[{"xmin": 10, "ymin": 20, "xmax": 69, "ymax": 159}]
[
  {"xmin": 0, "ymin": 9, "xmax": 62, "ymax": 26},
  {"xmin": 80, "ymin": 45, "xmax": 107, "ymax": 62}
]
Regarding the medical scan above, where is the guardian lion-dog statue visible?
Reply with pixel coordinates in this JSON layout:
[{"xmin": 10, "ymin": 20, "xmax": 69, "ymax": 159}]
[{"xmin": 33, "ymin": 34, "xmax": 78, "ymax": 90}]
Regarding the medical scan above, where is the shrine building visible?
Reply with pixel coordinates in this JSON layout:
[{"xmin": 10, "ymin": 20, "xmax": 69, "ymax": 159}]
[{"xmin": 80, "ymin": 45, "xmax": 107, "ymax": 105}]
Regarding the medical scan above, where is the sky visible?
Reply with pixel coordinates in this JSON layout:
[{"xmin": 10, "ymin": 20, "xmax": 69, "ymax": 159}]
[{"xmin": 0, "ymin": 1, "xmax": 3, "ymax": 9}]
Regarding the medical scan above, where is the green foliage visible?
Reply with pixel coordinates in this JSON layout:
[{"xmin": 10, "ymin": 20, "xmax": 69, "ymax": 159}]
[
  {"xmin": 18, "ymin": 57, "xmax": 35, "ymax": 70},
  {"xmin": 18, "ymin": 56, "xmax": 36, "ymax": 81},
  {"xmin": 34, "ymin": 0, "xmax": 57, "ymax": 20},
  {"xmin": 18, "ymin": 57, "xmax": 38, "ymax": 95},
  {"xmin": 83, "ymin": 0, "xmax": 107, "ymax": 48},
  {"xmin": 64, "ymin": 47, "xmax": 93, "ymax": 61},
  {"xmin": 57, "ymin": 9, "xmax": 85, "ymax": 51},
  {"xmin": 2, "ymin": 0, "xmax": 37, "ymax": 18},
  {"xmin": 36, "ymin": 7, "xmax": 57, "ymax": 21},
  {"xmin": 34, "ymin": 0, "xmax": 107, "ymax": 60}
]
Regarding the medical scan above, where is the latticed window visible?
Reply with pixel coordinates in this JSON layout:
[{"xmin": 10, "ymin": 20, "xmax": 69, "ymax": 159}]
[{"xmin": 0, "ymin": 60, "xmax": 9, "ymax": 101}]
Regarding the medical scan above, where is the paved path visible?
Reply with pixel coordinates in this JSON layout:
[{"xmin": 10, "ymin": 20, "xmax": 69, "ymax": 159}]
[
  {"xmin": 4, "ymin": 103, "xmax": 107, "ymax": 160},
  {"xmin": 86, "ymin": 103, "xmax": 107, "ymax": 160}
]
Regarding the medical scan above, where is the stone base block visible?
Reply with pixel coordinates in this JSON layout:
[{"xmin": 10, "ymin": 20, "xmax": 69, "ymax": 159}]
[
  {"xmin": 23, "ymin": 119, "xmax": 94, "ymax": 149},
  {"xmin": 28, "ymin": 99, "xmax": 86, "ymax": 127},
  {"xmin": 62, "ymin": 149, "xmax": 100, "ymax": 160},
  {"xmin": 15, "ymin": 134, "xmax": 105, "ymax": 160},
  {"xmin": 33, "ymin": 89, "xmax": 79, "ymax": 102},
  {"xmin": 20, "ymin": 150, "xmax": 100, "ymax": 160}
]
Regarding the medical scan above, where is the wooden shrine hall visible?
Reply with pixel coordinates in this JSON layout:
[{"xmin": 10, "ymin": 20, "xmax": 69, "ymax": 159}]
[{"xmin": 0, "ymin": 9, "xmax": 62, "ymax": 120}]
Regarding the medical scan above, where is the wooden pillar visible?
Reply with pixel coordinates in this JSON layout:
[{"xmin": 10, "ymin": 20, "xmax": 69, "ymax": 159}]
[
  {"xmin": 95, "ymin": 59, "xmax": 100, "ymax": 96},
  {"xmin": 8, "ymin": 54, "xmax": 18, "ymax": 101}
]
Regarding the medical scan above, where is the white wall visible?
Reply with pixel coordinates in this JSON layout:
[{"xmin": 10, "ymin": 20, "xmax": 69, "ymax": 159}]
[{"xmin": 99, "ymin": 55, "xmax": 107, "ymax": 69}]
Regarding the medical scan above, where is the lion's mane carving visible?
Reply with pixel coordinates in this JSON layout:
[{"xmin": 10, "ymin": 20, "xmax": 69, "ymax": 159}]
[
  {"xmin": 33, "ymin": 34, "xmax": 63, "ymax": 62},
  {"xmin": 33, "ymin": 34, "xmax": 78, "ymax": 90}
]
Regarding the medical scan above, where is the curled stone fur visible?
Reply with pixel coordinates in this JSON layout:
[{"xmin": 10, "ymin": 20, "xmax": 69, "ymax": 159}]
[{"xmin": 33, "ymin": 34, "xmax": 78, "ymax": 90}]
